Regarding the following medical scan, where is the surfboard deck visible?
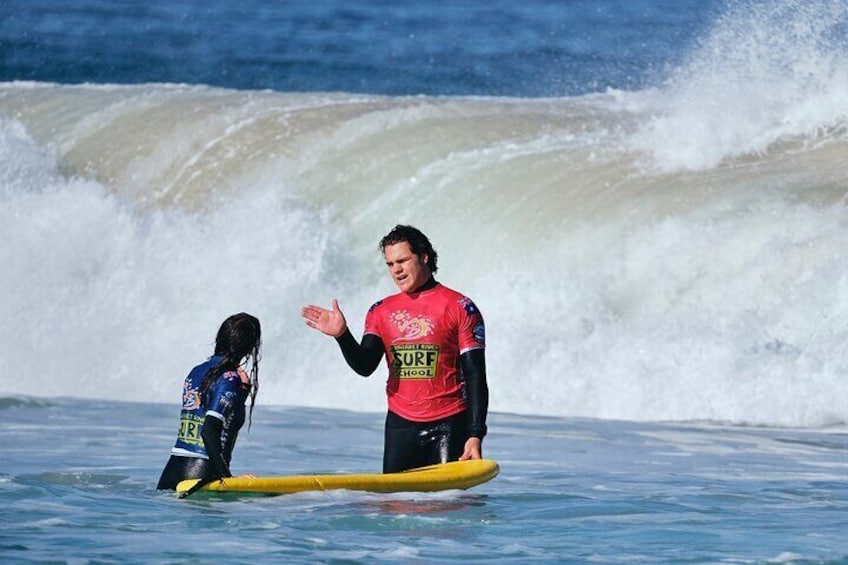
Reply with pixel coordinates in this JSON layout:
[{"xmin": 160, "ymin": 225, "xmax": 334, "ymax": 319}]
[{"xmin": 176, "ymin": 459, "xmax": 499, "ymax": 496}]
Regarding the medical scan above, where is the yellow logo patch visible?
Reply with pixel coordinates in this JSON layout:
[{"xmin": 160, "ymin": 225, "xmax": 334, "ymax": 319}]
[
  {"xmin": 390, "ymin": 343, "xmax": 440, "ymax": 379},
  {"xmin": 177, "ymin": 413, "xmax": 205, "ymax": 447}
]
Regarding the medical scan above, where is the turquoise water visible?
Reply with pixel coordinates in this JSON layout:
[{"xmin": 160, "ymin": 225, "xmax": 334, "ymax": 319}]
[{"xmin": 4, "ymin": 398, "xmax": 848, "ymax": 564}]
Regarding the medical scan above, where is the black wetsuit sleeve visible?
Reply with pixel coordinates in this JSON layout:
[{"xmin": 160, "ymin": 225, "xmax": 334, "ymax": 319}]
[
  {"xmin": 461, "ymin": 349, "xmax": 489, "ymax": 439},
  {"xmin": 200, "ymin": 415, "xmax": 232, "ymax": 479},
  {"xmin": 335, "ymin": 329, "xmax": 384, "ymax": 376}
]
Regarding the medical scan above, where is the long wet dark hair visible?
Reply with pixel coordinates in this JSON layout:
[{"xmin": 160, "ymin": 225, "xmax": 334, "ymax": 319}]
[{"xmin": 199, "ymin": 312, "xmax": 262, "ymax": 428}]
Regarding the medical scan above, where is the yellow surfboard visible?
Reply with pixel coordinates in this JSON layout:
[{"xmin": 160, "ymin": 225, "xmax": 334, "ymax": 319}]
[{"xmin": 176, "ymin": 459, "xmax": 499, "ymax": 496}]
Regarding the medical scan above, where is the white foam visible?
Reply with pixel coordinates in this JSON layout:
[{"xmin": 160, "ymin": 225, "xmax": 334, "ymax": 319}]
[
  {"xmin": 628, "ymin": 0, "xmax": 848, "ymax": 172},
  {"xmin": 3, "ymin": 82, "xmax": 848, "ymax": 428}
]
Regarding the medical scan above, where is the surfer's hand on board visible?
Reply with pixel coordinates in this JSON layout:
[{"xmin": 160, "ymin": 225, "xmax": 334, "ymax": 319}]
[
  {"xmin": 301, "ymin": 299, "xmax": 347, "ymax": 338},
  {"xmin": 459, "ymin": 437, "xmax": 482, "ymax": 460}
]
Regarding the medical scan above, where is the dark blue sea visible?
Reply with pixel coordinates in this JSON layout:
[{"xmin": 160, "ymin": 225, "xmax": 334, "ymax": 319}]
[
  {"xmin": 4, "ymin": 0, "xmax": 848, "ymax": 563},
  {"xmin": 2, "ymin": 0, "xmax": 720, "ymax": 96}
]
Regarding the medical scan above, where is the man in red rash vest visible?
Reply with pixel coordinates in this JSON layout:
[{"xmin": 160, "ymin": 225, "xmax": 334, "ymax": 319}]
[{"xmin": 301, "ymin": 224, "xmax": 488, "ymax": 473}]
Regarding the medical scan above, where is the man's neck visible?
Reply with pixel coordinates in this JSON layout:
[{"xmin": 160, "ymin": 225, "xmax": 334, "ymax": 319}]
[{"xmin": 411, "ymin": 276, "xmax": 437, "ymax": 294}]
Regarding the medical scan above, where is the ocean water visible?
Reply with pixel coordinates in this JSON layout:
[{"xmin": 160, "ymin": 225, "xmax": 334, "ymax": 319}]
[
  {"xmin": 3, "ymin": 0, "xmax": 848, "ymax": 563},
  {"xmin": 5, "ymin": 397, "xmax": 848, "ymax": 564}
]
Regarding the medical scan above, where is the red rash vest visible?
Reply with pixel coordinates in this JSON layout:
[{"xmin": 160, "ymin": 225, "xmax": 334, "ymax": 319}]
[{"xmin": 364, "ymin": 282, "xmax": 486, "ymax": 422}]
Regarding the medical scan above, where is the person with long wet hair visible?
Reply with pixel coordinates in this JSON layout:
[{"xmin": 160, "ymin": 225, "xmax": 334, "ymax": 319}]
[{"xmin": 157, "ymin": 313, "xmax": 262, "ymax": 490}]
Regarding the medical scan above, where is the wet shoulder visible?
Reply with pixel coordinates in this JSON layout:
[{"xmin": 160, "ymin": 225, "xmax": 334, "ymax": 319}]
[
  {"xmin": 212, "ymin": 370, "xmax": 242, "ymax": 392},
  {"xmin": 437, "ymin": 284, "xmax": 482, "ymax": 316}
]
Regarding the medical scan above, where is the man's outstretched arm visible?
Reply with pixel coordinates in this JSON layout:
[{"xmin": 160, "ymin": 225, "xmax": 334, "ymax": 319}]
[
  {"xmin": 302, "ymin": 299, "xmax": 384, "ymax": 375},
  {"xmin": 335, "ymin": 330, "xmax": 384, "ymax": 376}
]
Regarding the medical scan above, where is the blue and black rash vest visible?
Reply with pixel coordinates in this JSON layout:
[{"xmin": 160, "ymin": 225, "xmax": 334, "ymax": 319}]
[{"xmin": 170, "ymin": 356, "xmax": 248, "ymax": 467}]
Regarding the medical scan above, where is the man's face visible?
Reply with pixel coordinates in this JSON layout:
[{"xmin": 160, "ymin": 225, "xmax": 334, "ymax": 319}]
[{"xmin": 384, "ymin": 241, "xmax": 431, "ymax": 293}]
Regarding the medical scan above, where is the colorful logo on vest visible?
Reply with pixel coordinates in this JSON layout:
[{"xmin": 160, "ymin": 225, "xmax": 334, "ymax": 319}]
[{"xmin": 389, "ymin": 309, "xmax": 434, "ymax": 340}]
